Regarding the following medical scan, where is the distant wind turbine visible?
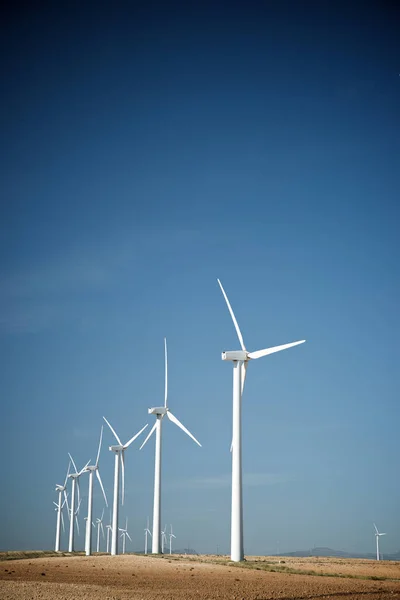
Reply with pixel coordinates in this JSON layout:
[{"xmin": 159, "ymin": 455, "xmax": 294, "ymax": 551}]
[
  {"xmin": 106, "ymin": 509, "xmax": 112, "ymax": 553},
  {"xmin": 54, "ymin": 461, "xmax": 70, "ymax": 552},
  {"xmin": 96, "ymin": 508, "xmax": 105, "ymax": 552},
  {"xmin": 144, "ymin": 517, "xmax": 152, "ymax": 555},
  {"xmin": 169, "ymin": 525, "xmax": 176, "ymax": 555},
  {"xmin": 119, "ymin": 517, "xmax": 132, "ymax": 554},
  {"xmin": 103, "ymin": 417, "xmax": 148, "ymax": 555},
  {"xmin": 67, "ymin": 454, "xmax": 90, "ymax": 552},
  {"xmin": 140, "ymin": 338, "xmax": 201, "ymax": 554},
  {"xmin": 84, "ymin": 426, "xmax": 108, "ymax": 556},
  {"xmin": 374, "ymin": 523, "xmax": 386, "ymax": 561},
  {"xmin": 217, "ymin": 278, "xmax": 305, "ymax": 562},
  {"xmin": 161, "ymin": 524, "xmax": 167, "ymax": 554}
]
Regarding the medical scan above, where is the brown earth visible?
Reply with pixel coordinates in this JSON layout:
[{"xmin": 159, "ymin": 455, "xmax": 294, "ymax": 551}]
[{"xmin": 0, "ymin": 552, "xmax": 399, "ymax": 599}]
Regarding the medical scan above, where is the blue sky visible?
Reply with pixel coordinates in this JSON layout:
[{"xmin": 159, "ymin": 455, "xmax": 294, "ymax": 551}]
[{"xmin": 0, "ymin": 1, "xmax": 399, "ymax": 555}]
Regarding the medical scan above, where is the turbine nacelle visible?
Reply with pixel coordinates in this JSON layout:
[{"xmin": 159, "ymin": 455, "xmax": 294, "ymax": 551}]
[
  {"xmin": 85, "ymin": 465, "xmax": 98, "ymax": 472},
  {"xmin": 222, "ymin": 350, "xmax": 248, "ymax": 361},
  {"xmin": 109, "ymin": 445, "xmax": 124, "ymax": 452},
  {"xmin": 148, "ymin": 406, "xmax": 167, "ymax": 416}
]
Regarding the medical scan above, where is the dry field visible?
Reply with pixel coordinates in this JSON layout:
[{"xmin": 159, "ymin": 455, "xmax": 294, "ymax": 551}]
[{"xmin": 0, "ymin": 552, "xmax": 399, "ymax": 600}]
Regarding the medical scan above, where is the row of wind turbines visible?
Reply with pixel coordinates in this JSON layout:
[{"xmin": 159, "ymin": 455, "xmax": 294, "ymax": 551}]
[{"xmin": 54, "ymin": 279, "xmax": 306, "ymax": 561}]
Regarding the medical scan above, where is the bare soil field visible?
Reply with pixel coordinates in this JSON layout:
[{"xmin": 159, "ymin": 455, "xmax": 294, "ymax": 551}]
[{"xmin": 0, "ymin": 552, "xmax": 399, "ymax": 600}]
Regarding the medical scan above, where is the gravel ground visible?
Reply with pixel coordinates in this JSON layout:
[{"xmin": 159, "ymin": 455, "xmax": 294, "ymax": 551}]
[{"xmin": 1, "ymin": 553, "xmax": 399, "ymax": 599}]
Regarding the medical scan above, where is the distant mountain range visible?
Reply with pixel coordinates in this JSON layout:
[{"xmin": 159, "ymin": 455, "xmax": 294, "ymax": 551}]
[{"xmin": 277, "ymin": 547, "xmax": 400, "ymax": 562}]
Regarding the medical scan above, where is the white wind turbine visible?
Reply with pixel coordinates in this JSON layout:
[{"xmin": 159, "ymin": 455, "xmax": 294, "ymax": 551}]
[
  {"xmin": 169, "ymin": 525, "xmax": 176, "ymax": 555},
  {"xmin": 374, "ymin": 523, "xmax": 386, "ymax": 561},
  {"xmin": 67, "ymin": 454, "xmax": 90, "ymax": 552},
  {"xmin": 84, "ymin": 426, "xmax": 108, "ymax": 556},
  {"xmin": 96, "ymin": 508, "xmax": 105, "ymax": 552},
  {"xmin": 161, "ymin": 524, "xmax": 167, "ymax": 553},
  {"xmin": 53, "ymin": 495, "xmax": 69, "ymax": 545},
  {"xmin": 54, "ymin": 461, "xmax": 70, "ymax": 551},
  {"xmin": 103, "ymin": 417, "xmax": 148, "ymax": 556},
  {"xmin": 106, "ymin": 510, "xmax": 112, "ymax": 553},
  {"xmin": 144, "ymin": 517, "xmax": 152, "ymax": 555},
  {"xmin": 119, "ymin": 517, "xmax": 132, "ymax": 554},
  {"xmin": 217, "ymin": 278, "xmax": 305, "ymax": 562},
  {"xmin": 140, "ymin": 338, "xmax": 202, "ymax": 554}
]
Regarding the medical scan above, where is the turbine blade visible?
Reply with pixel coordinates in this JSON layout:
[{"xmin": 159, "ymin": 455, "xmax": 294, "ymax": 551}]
[
  {"xmin": 68, "ymin": 453, "xmax": 79, "ymax": 474},
  {"xmin": 139, "ymin": 421, "xmax": 157, "ymax": 450},
  {"xmin": 248, "ymin": 340, "xmax": 305, "ymax": 360},
  {"xmin": 96, "ymin": 470, "xmax": 108, "ymax": 507},
  {"xmin": 53, "ymin": 501, "xmax": 58, "ymax": 507},
  {"xmin": 76, "ymin": 478, "xmax": 80, "ymax": 507},
  {"xmin": 167, "ymin": 411, "xmax": 202, "ymax": 447},
  {"xmin": 61, "ymin": 512, "xmax": 65, "ymax": 532},
  {"xmin": 102, "ymin": 416, "xmax": 122, "ymax": 446},
  {"xmin": 126, "ymin": 532, "xmax": 132, "ymax": 542},
  {"xmin": 75, "ymin": 516, "xmax": 80, "ymax": 536},
  {"xmin": 95, "ymin": 425, "xmax": 103, "ymax": 467},
  {"xmin": 78, "ymin": 460, "xmax": 91, "ymax": 476},
  {"xmin": 121, "ymin": 451, "xmax": 125, "ymax": 505},
  {"xmin": 217, "ymin": 279, "xmax": 246, "ymax": 351},
  {"xmin": 123, "ymin": 423, "xmax": 148, "ymax": 449},
  {"xmin": 63, "ymin": 491, "xmax": 70, "ymax": 513},
  {"xmin": 373, "ymin": 523, "xmax": 379, "ymax": 534},
  {"xmin": 241, "ymin": 361, "xmax": 248, "ymax": 396},
  {"xmin": 164, "ymin": 337, "xmax": 168, "ymax": 408},
  {"xmin": 101, "ymin": 508, "xmax": 104, "ymax": 521},
  {"xmin": 63, "ymin": 461, "xmax": 71, "ymax": 487},
  {"xmin": 101, "ymin": 522, "xmax": 105, "ymax": 538}
]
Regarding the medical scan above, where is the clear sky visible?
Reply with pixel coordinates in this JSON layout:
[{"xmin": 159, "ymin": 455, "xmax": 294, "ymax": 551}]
[{"xmin": 1, "ymin": 1, "xmax": 399, "ymax": 556}]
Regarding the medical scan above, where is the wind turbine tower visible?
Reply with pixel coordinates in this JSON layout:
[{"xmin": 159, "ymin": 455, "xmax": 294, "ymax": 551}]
[
  {"xmin": 140, "ymin": 338, "xmax": 201, "ymax": 554},
  {"xmin": 217, "ymin": 278, "xmax": 305, "ymax": 562},
  {"xmin": 374, "ymin": 523, "xmax": 386, "ymax": 561},
  {"xmin": 84, "ymin": 426, "xmax": 108, "ymax": 556},
  {"xmin": 54, "ymin": 461, "xmax": 70, "ymax": 552},
  {"xmin": 103, "ymin": 417, "xmax": 148, "ymax": 555},
  {"xmin": 67, "ymin": 454, "xmax": 90, "ymax": 552}
]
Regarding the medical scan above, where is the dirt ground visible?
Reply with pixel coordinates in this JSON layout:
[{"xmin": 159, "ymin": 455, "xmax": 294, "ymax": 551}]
[{"xmin": 1, "ymin": 553, "xmax": 399, "ymax": 600}]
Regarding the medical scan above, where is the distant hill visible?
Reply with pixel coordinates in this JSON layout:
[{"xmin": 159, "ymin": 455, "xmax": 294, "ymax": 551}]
[{"xmin": 278, "ymin": 547, "xmax": 400, "ymax": 561}]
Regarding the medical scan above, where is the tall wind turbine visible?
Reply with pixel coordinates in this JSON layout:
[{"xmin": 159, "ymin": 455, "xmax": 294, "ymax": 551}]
[
  {"xmin": 103, "ymin": 417, "xmax": 148, "ymax": 556},
  {"xmin": 374, "ymin": 523, "xmax": 386, "ymax": 561},
  {"xmin": 144, "ymin": 517, "xmax": 152, "ymax": 555},
  {"xmin": 67, "ymin": 454, "xmax": 90, "ymax": 552},
  {"xmin": 217, "ymin": 278, "xmax": 305, "ymax": 562},
  {"xmin": 54, "ymin": 461, "xmax": 70, "ymax": 552},
  {"xmin": 84, "ymin": 426, "xmax": 108, "ymax": 556},
  {"xmin": 140, "ymin": 338, "xmax": 202, "ymax": 554}
]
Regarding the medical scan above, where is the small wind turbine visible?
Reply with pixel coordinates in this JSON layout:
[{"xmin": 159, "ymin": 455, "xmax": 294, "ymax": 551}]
[
  {"xmin": 169, "ymin": 525, "xmax": 176, "ymax": 555},
  {"xmin": 106, "ymin": 510, "xmax": 112, "ymax": 553},
  {"xmin": 103, "ymin": 417, "xmax": 148, "ymax": 555},
  {"xmin": 374, "ymin": 523, "xmax": 386, "ymax": 561},
  {"xmin": 96, "ymin": 508, "xmax": 105, "ymax": 552},
  {"xmin": 144, "ymin": 517, "xmax": 152, "ymax": 555},
  {"xmin": 119, "ymin": 517, "xmax": 132, "ymax": 554},
  {"xmin": 67, "ymin": 454, "xmax": 90, "ymax": 552},
  {"xmin": 84, "ymin": 426, "xmax": 108, "ymax": 556},
  {"xmin": 140, "ymin": 338, "xmax": 201, "ymax": 554},
  {"xmin": 217, "ymin": 278, "xmax": 305, "ymax": 561},
  {"xmin": 161, "ymin": 524, "xmax": 167, "ymax": 553},
  {"xmin": 54, "ymin": 461, "xmax": 70, "ymax": 551}
]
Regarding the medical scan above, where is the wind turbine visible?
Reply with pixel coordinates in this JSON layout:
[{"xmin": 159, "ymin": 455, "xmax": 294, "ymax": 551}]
[
  {"xmin": 144, "ymin": 517, "xmax": 152, "ymax": 555},
  {"xmin": 374, "ymin": 523, "xmax": 386, "ymax": 561},
  {"xmin": 53, "ymin": 495, "xmax": 69, "ymax": 542},
  {"xmin": 67, "ymin": 454, "xmax": 90, "ymax": 552},
  {"xmin": 106, "ymin": 510, "xmax": 112, "ymax": 553},
  {"xmin": 54, "ymin": 461, "xmax": 70, "ymax": 551},
  {"xmin": 84, "ymin": 426, "xmax": 108, "ymax": 556},
  {"xmin": 217, "ymin": 278, "xmax": 305, "ymax": 562},
  {"xmin": 161, "ymin": 524, "xmax": 167, "ymax": 553},
  {"xmin": 96, "ymin": 509, "xmax": 105, "ymax": 552},
  {"xmin": 119, "ymin": 517, "xmax": 132, "ymax": 554},
  {"xmin": 103, "ymin": 417, "xmax": 148, "ymax": 555},
  {"xmin": 169, "ymin": 525, "xmax": 176, "ymax": 555},
  {"xmin": 140, "ymin": 338, "xmax": 202, "ymax": 554}
]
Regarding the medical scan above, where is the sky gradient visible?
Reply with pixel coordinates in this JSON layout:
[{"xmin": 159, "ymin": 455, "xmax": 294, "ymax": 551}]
[{"xmin": 0, "ymin": 1, "xmax": 399, "ymax": 556}]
